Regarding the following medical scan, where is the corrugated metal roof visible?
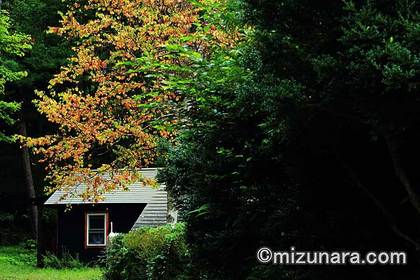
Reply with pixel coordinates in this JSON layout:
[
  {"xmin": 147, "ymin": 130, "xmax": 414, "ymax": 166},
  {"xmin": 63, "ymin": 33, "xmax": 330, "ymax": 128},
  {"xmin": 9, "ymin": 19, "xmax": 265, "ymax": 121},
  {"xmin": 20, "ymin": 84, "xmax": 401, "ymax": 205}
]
[
  {"xmin": 44, "ymin": 168, "xmax": 168, "ymax": 228},
  {"xmin": 44, "ymin": 168, "xmax": 162, "ymax": 205},
  {"xmin": 132, "ymin": 189, "xmax": 168, "ymax": 229}
]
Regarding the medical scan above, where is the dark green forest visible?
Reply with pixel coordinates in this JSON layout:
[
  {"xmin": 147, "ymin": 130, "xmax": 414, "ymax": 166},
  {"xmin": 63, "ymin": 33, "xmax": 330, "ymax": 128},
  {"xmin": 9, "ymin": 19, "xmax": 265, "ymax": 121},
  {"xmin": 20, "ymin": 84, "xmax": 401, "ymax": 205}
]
[{"xmin": 0, "ymin": 0, "xmax": 419, "ymax": 279}]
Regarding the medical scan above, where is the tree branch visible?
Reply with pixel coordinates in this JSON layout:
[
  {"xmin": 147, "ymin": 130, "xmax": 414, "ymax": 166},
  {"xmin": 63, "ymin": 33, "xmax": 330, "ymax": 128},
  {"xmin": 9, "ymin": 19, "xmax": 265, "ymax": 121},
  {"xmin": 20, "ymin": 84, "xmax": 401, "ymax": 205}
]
[
  {"xmin": 342, "ymin": 161, "xmax": 420, "ymax": 250},
  {"xmin": 384, "ymin": 133, "xmax": 420, "ymax": 217}
]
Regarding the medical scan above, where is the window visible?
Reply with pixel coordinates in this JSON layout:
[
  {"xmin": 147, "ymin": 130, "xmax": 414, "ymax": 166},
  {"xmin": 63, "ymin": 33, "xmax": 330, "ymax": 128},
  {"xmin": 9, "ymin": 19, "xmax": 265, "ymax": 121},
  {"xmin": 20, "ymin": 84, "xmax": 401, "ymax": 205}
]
[{"xmin": 86, "ymin": 213, "xmax": 107, "ymax": 247}]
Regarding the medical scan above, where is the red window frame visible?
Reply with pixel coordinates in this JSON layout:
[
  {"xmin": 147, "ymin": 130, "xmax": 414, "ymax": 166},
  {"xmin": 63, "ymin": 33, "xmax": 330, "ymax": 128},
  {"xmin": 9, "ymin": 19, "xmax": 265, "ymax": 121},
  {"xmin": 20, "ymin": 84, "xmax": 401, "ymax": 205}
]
[{"xmin": 84, "ymin": 211, "xmax": 109, "ymax": 249}]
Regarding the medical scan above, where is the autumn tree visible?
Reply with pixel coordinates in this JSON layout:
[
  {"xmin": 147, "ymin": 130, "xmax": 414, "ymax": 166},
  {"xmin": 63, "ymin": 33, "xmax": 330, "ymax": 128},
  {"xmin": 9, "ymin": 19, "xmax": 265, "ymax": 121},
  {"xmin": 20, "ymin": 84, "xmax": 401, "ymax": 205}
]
[{"xmin": 23, "ymin": 0, "xmax": 236, "ymax": 201}]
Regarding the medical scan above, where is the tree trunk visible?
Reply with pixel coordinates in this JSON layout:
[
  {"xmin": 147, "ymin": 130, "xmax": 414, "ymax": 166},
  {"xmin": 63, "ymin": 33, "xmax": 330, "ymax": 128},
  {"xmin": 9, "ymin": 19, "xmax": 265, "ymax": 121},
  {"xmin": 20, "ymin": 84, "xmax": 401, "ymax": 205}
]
[{"xmin": 18, "ymin": 120, "xmax": 38, "ymax": 240}]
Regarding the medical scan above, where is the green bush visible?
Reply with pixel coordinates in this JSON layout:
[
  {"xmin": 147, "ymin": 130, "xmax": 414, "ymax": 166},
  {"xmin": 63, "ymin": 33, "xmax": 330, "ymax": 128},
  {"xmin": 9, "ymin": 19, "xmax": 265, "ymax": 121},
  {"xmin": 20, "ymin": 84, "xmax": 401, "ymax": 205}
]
[
  {"xmin": 42, "ymin": 250, "xmax": 84, "ymax": 269},
  {"xmin": 102, "ymin": 223, "xmax": 191, "ymax": 280}
]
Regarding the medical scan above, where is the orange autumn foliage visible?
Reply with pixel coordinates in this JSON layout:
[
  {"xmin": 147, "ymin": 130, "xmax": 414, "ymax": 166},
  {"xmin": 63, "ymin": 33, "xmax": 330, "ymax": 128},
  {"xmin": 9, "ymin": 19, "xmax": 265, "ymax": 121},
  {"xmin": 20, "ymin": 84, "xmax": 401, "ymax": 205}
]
[{"xmin": 21, "ymin": 0, "xmax": 237, "ymax": 201}]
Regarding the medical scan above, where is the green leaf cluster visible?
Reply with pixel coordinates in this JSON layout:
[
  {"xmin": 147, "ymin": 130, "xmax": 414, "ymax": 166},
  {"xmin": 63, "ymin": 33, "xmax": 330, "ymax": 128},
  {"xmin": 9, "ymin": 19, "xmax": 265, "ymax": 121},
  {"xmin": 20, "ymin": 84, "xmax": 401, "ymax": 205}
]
[{"xmin": 0, "ymin": 10, "xmax": 31, "ymax": 141}]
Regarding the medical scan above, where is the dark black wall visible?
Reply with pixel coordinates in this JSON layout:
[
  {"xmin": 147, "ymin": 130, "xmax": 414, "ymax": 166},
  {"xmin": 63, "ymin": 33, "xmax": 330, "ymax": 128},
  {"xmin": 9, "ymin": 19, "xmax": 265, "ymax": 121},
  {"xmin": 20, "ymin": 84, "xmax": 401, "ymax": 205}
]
[{"xmin": 55, "ymin": 203, "xmax": 146, "ymax": 262}]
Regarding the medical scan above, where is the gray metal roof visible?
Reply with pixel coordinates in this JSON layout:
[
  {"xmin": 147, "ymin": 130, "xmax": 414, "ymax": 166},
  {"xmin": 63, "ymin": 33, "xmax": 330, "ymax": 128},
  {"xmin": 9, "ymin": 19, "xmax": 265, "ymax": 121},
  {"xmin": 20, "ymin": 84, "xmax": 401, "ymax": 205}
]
[
  {"xmin": 132, "ymin": 189, "xmax": 168, "ymax": 229},
  {"xmin": 44, "ymin": 168, "xmax": 169, "ymax": 228},
  {"xmin": 44, "ymin": 168, "xmax": 163, "ymax": 205}
]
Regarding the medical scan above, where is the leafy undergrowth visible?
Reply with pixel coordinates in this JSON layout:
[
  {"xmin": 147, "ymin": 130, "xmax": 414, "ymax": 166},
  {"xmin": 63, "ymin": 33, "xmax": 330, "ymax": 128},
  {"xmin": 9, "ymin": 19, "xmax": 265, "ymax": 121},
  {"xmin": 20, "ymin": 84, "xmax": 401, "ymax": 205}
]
[{"xmin": 0, "ymin": 246, "xmax": 101, "ymax": 280}]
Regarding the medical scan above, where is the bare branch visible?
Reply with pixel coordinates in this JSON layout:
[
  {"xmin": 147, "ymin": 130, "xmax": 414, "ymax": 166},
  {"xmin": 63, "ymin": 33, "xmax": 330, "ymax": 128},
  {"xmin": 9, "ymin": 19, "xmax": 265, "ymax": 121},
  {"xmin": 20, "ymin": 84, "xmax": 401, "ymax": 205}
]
[
  {"xmin": 342, "ymin": 161, "xmax": 420, "ymax": 250},
  {"xmin": 384, "ymin": 133, "xmax": 420, "ymax": 216}
]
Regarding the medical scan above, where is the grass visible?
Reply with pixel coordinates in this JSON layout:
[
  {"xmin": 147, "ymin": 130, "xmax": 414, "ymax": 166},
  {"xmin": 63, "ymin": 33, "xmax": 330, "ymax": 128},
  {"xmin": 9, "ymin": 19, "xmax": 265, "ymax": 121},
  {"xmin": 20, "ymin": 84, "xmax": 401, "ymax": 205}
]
[{"xmin": 0, "ymin": 246, "xmax": 102, "ymax": 280}]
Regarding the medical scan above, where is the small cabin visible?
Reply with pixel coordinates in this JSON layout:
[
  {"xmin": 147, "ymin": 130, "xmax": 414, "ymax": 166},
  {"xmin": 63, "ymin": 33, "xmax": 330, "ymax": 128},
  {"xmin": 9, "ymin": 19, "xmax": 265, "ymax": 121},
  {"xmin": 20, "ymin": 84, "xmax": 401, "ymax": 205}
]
[{"xmin": 43, "ymin": 168, "xmax": 168, "ymax": 262}]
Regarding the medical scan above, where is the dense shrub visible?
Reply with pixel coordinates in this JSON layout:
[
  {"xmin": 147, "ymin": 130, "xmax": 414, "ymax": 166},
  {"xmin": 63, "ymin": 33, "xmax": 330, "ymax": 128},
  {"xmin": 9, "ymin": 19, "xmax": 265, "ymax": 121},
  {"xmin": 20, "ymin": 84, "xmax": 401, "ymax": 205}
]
[
  {"xmin": 158, "ymin": 0, "xmax": 420, "ymax": 279},
  {"xmin": 102, "ymin": 223, "xmax": 191, "ymax": 280},
  {"xmin": 42, "ymin": 250, "xmax": 84, "ymax": 269},
  {"xmin": 0, "ymin": 209, "xmax": 32, "ymax": 245}
]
